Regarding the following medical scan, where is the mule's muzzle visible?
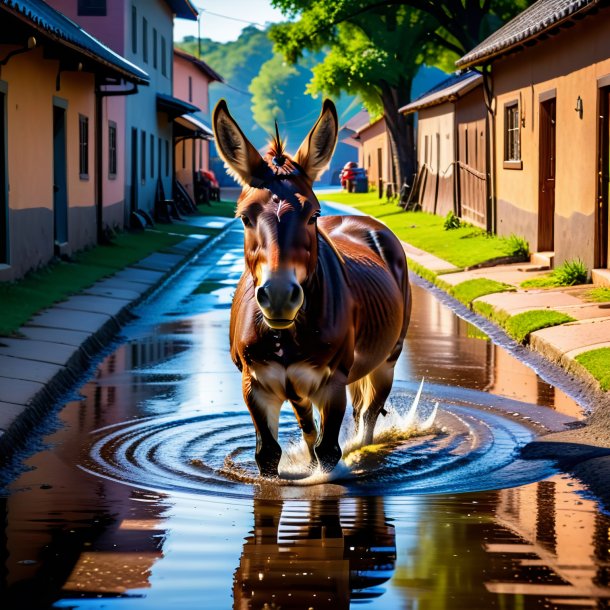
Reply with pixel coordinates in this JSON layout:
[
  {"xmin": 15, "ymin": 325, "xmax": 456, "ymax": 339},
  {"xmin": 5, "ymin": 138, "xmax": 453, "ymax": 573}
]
[{"xmin": 256, "ymin": 270, "xmax": 304, "ymax": 329}]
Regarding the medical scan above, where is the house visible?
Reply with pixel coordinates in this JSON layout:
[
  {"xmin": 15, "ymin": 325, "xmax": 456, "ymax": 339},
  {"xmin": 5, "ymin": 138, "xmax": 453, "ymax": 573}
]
[
  {"xmin": 354, "ymin": 116, "xmax": 394, "ymax": 195},
  {"xmin": 173, "ymin": 48, "xmax": 222, "ymax": 203},
  {"xmin": 48, "ymin": 0, "xmax": 198, "ymax": 224},
  {"xmin": 457, "ymin": 0, "xmax": 610, "ymax": 279},
  {"xmin": 0, "ymin": 0, "xmax": 148, "ymax": 281},
  {"xmin": 400, "ymin": 71, "xmax": 488, "ymax": 228}
]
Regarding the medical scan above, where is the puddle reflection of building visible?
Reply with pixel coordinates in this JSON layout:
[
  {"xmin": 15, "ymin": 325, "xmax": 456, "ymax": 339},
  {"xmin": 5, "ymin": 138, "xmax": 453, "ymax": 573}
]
[
  {"xmin": 233, "ymin": 497, "xmax": 396, "ymax": 610},
  {"xmin": 487, "ymin": 475, "xmax": 610, "ymax": 606}
]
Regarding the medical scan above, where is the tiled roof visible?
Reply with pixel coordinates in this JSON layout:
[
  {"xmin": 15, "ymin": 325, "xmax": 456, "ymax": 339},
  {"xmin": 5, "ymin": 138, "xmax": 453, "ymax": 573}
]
[
  {"xmin": 174, "ymin": 48, "xmax": 223, "ymax": 83},
  {"xmin": 340, "ymin": 109, "xmax": 370, "ymax": 133},
  {"xmin": 400, "ymin": 71, "xmax": 482, "ymax": 113},
  {"xmin": 457, "ymin": 0, "xmax": 601, "ymax": 68},
  {"xmin": 1, "ymin": 0, "xmax": 149, "ymax": 83},
  {"xmin": 164, "ymin": 0, "xmax": 198, "ymax": 21}
]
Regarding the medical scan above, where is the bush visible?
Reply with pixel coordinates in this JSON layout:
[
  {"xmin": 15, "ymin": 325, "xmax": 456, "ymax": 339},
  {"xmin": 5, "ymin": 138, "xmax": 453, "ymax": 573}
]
[
  {"xmin": 443, "ymin": 211, "xmax": 461, "ymax": 230},
  {"xmin": 504, "ymin": 234, "xmax": 530, "ymax": 259},
  {"xmin": 521, "ymin": 258, "xmax": 588, "ymax": 288}
]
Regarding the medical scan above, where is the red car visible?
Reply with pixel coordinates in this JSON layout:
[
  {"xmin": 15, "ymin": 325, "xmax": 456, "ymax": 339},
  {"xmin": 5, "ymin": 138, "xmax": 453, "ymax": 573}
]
[{"xmin": 340, "ymin": 161, "xmax": 367, "ymax": 192}]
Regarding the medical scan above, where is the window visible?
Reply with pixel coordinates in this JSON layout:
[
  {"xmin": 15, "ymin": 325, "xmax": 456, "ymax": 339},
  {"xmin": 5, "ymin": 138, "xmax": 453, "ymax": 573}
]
[
  {"xmin": 158, "ymin": 137, "xmax": 162, "ymax": 177},
  {"xmin": 188, "ymin": 76, "xmax": 193, "ymax": 102},
  {"xmin": 140, "ymin": 130, "xmax": 146, "ymax": 182},
  {"xmin": 131, "ymin": 6, "xmax": 137, "ymax": 54},
  {"xmin": 78, "ymin": 0, "xmax": 106, "ymax": 16},
  {"xmin": 165, "ymin": 139, "xmax": 169, "ymax": 176},
  {"xmin": 150, "ymin": 133, "xmax": 155, "ymax": 178},
  {"xmin": 182, "ymin": 140, "xmax": 186, "ymax": 169},
  {"xmin": 153, "ymin": 28, "xmax": 158, "ymax": 69},
  {"xmin": 108, "ymin": 121, "xmax": 117, "ymax": 177},
  {"xmin": 198, "ymin": 140, "xmax": 203, "ymax": 169},
  {"xmin": 142, "ymin": 18, "xmax": 148, "ymax": 63},
  {"xmin": 161, "ymin": 36, "xmax": 167, "ymax": 76},
  {"xmin": 79, "ymin": 115, "xmax": 89, "ymax": 178},
  {"xmin": 504, "ymin": 102, "xmax": 521, "ymax": 162}
]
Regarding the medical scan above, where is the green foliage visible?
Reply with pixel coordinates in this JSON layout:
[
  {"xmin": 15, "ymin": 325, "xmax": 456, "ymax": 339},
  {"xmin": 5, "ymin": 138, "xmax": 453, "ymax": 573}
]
[
  {"xmin": 450, "ymin": 278, "xmax": 514, "ymax": 306},
  {"xmin": 504, "ymin": 234, "xmax": 529, "ymax": 259},
  {"xmin": 443, "ymin": 211, "xmax": 460, "ymax": 230},
  {"xmin": 575, "ymin": 348, "xmax": 610, "ymax": 391},
  {"xmin": 585, "ymin": 286, "xmax": 610, "ymax": 302},
  {"xmin": 504, "ymin": 310, "xmax": 575, "ymax": 343},
  {"xmin": 472, "ymin": 301, "xmax": 510, "ymax": 327},
  {"xmin": 321, "ymin": 193, "xmax": 517, "ymax": 267},
  {"xmin": 521, "ymin": 259, "xmax": 588, "ymax": 288}
]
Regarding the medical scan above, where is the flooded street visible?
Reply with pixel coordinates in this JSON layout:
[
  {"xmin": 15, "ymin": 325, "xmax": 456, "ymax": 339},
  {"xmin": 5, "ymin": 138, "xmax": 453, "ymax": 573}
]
[{"xmin": 1, "ymin": 222, "xmax": 609, "ymax": 610}]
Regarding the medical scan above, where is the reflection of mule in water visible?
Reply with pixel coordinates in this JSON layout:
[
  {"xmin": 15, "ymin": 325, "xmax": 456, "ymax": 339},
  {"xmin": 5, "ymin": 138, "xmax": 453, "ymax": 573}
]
[
  {"xmin": 233, "ymin": 497, "xmax": 396, "ymax": 609},
  {"xmin": 212, "ymin": 100, "xmax": 411, "ymax": 477}
]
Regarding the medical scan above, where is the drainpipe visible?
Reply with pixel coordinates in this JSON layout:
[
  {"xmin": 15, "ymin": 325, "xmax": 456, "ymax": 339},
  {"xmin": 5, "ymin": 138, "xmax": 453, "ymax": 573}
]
[{"xmin": 94, "ymin": 78, "xmax": 139, "ymax": 244}]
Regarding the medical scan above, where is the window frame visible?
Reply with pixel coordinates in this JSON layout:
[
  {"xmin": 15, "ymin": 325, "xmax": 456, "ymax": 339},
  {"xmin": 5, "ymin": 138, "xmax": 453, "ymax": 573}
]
[
  {"xmin": 131, "ymin": 5, "xmax": 137, "ymax": 55},
  {"xmin": 150, "ymin": 133, "xmax": 155, "ymax": 178},
  {"xmin": 140, "ymin": 130, "xmax": 146, "ymax": 183},
  {"xmin": 142, "ymin": 17, "xmax": 148, "ymax": 64},
  {"xmin": 153, "ymin": 28, "xmax": 158, "ymax": 70},
  {"xmin": 161, "ymin": 36, "xmax": 167, "ymax": 76},
  {"xmin": 504, "ymin": 101, "xmax": 522, "ymax": 169},
  {"xmin": 79, "ymin": 114, "xmax": 89, "ymax": 180},
  {"xmin": 108, "ymin": 120, "xmax": 117, "ymax": 179}
]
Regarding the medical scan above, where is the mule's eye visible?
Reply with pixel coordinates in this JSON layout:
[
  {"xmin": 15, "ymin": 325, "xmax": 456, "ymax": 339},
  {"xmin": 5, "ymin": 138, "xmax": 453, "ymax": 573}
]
[
  {"xmin": 308, "ymin": 212, "xmax": 320, "ymax": 225},
  {"xmin": 241, "ymin": 215, "xmax": 252, "ymax": 228}
]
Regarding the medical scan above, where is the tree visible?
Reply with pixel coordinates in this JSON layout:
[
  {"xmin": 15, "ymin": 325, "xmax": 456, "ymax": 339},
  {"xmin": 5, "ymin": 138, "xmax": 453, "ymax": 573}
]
[{"xmin": 270, "ymin": 0, "xmax": 531, "ymax": 186}]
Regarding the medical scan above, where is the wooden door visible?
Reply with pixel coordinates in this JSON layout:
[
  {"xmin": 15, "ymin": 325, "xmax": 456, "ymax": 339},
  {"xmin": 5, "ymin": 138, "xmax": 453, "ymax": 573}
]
[
  {"xmin": 0, "ymin": 90, "xmax": 7, "ymax": 263},
  {"xmin": 538, "ymin": 98, "xmax": 556, "ymax": 252},
  {"xmin": 596, "ymin": 87, "xmax": 610, "ymax": 268},
  {"xmin": 52, "ymin": 105, "xmax": 68, "ymax": 245}
]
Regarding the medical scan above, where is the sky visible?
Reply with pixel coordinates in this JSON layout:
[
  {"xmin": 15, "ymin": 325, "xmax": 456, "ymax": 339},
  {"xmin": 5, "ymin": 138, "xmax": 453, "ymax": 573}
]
[{"xmin": 174, "ymin": 0, "xmax": 286, "ymax": 42}]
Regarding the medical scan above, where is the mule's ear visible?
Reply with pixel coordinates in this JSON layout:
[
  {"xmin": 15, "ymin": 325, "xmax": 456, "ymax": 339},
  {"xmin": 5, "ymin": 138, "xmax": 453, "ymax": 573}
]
[
  {"xmin": 213, "ymin": 99, "xmax": 265, "ymax": 187},
  {"xmin": 294, "ymin": 99, "xmax": 338, "ymax": 183}
]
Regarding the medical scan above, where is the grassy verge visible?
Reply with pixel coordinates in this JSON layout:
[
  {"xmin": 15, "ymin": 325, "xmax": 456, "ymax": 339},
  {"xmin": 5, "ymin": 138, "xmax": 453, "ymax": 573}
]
[
  {"xmin": 196, "ymin": 200, "xmax": 236, "ymax": 218},
  {"xmin": 449, "ymin": 278, "xmax": 514, "ymax": 307},
  {"xmin": 585, "ymin": 286, "xmax": 610, "ymax": 302},
  {"xmin": 575, "ymin": 348, "xmax": 610, "ymax": 390},
  {"xmin": 322, "ymin": 193, "xmax": 520, "ymax": 268},
  {"xmin": 521, "ymin": 259, "xmax": 588, "ymax": 289},
  {"xmin": 0, "ymin": 218, "xmax": 223, "ymax": 337}
]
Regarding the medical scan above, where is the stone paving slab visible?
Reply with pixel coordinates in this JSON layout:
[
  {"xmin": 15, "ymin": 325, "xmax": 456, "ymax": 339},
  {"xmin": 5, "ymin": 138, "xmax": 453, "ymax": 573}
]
[
  {"xmin": 0, "ymin": 355, "xmax": 64, "ymax": 384},
  {"xmin": 132, "ymin": 252, "xmax": 182, "ymax": 272},
  {"xmin": 439, "ymin": 263, "xmax": 549, "ymax": 287},
  {"xmin": 183, "ymin": 216, "xmax": 234, "ymax": 228},
  {"xmin": 166, "ymin": 237, "xmax": 208, "ymax": 255},
  {"xmin": 86, "ymin": 278, "xmax": 150, "ymax": 296},
  {"xmin": 0, "ymin": 338, "xmax": 76, "ymax": 365},
  {"xmin": 27, "ymin": 309, "xmax": 112, "ymax": 333},
  {"xmin": 552, "ymin": 305, "xmax": 610, "ymax": 321},
  {"xmin": 402, "ymin": 242, "xmax": 457, "ymax": 273},
  {"xmin": 83, "ymin": 285, "xmax": 143, "ymax": 301},
  {"xmin": 112, "ymin": 268, "xmax": 165, "ymax": 285},
  {"xmin": 17, "ymin": 327, "xmax": 90, "ymax": 347},
  {"xmin": 55, "ymin": 295, "xmax": 130, "ymax": 317},
  {"xmin": 565, "ymin": 341, "xmax": 610, "ymax": 359},
  {"xmin": 531, "ymin": 317, "xmax": 610, "ymax": 357},
  {"xmin": 0, "ymin": 376, "xmax": 44, "ymax": 406},
  {"xmin": 476, "ymin": 290, "xmax": 583, "ymax": 313},
  {"xmin": 0, "ymin": 401, "xmax": 26, "ymax": 430}
]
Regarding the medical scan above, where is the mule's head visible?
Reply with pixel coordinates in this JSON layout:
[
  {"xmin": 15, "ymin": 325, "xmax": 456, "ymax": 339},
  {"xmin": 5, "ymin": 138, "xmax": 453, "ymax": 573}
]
[{"xmin": 213, "ymin": 99, "xmax": 338, "ymax": 330}]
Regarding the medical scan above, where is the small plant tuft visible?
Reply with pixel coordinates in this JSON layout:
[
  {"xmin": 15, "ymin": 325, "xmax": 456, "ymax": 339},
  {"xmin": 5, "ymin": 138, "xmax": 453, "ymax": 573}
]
[
  {"xmin": 443, "ymin": 211, "xmax": 461, "ymax": 230},
  {"xmin": 504, "ymin": 234, "xmax": 530, "ymax": 259},
  {"xmin": 521, "ymin": 258, "xmax": 588, "ymax": 288}
]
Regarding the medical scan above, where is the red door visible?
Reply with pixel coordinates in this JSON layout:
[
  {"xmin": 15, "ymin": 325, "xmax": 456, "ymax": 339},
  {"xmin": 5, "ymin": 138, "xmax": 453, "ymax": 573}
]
[
  {"xmin": 596, "ymin": 88, "xmax": 610, "ymax": 268},
  {"xmin": 538, "ymin": 98, "xmax": 556, "ymax": 252}
]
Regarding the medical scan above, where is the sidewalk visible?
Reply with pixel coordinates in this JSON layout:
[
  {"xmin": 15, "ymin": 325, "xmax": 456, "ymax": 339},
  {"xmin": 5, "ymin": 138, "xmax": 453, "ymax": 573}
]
[{"xmin": 0, "ymin": 214, "xmax": 236, "ymax": 454}]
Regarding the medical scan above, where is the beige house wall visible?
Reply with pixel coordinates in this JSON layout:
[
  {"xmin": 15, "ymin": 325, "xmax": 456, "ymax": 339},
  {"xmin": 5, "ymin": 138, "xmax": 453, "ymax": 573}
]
[
  {"xmin": 492, "ymin": 6, "xmax": 610, "ymax": 270},
  {"xmin": 358, "ymin": 117, "xmax": 392, "ymax": 192},
  {"xmin": 417, "ymin": 102, "xmax": 455, "ymax": 216},
  {"xmin": 0, "ymin": 46, "xmax": 96, "ymax": 281}
]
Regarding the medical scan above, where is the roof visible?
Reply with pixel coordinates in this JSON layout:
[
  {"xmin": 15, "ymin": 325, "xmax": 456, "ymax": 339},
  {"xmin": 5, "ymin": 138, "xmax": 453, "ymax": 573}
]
[
  {"xmin": 156, "ymin": 92, "xmax": 199, "ymax": 118},
  {"xmin": 175, "ymin": 113, "xmax": 213, "ymax": 139},
  {"xmin": 340, "ymin": 109, "xmax": 370, "ymax": 133},
  {"xmin": 0, "ymin": 0, "xmax": 149, "ymax": 84},
  {"xmin": 400, "ymin": 71, "xmax": 482, "ymax": 114},
  {"xmin": 355, "ymin": 115, "xmax": 385, "ymax": 135},
  {"xmin": 164, "ymin": 0, "xmax": 198, "ymax": 21},
  {"xmin": 457, "ymin": 0, "xmax": 602, "ymax": 68},
  {"xmin": 174, "ymin": 48, "xmax": 223, "ymax": 83}
]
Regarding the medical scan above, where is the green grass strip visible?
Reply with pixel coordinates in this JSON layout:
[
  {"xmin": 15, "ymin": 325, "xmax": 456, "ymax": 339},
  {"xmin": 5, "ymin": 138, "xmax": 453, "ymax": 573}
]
[
  {"xmin": 585, "ymin": 286, "xmax": 610, "ymax": 302},
  {"xmin": 196, "ymin": 200, "xmax": 236, "ymax": 218},
  {"xmin": 322, "ymin": 193, "xmax": 518, "ymax": 268},
  {"xmin": 0, "ymin": 226, "xmax": 202, "ymax": 337},
  {"xmin": 575, "ymin": 347, "xmax": 610, "ymax": 390},
  {"xmin": 449, "ymin": 278, "xmax": 514, "ymax": 307},
  {"xmin": 504, "ymin": 310, "xmax": 575, "ymax": 343}
]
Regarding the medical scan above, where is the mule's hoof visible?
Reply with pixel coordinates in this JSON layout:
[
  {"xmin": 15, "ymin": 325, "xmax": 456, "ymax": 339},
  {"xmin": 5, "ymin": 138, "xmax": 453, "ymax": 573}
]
[
  {"xmin": 315, "ymin": 443, "xmax": 342, "ymax": 473},
  {"xmin": 255, "ymin": 446, "xmax": 282, "ymax": 478}
]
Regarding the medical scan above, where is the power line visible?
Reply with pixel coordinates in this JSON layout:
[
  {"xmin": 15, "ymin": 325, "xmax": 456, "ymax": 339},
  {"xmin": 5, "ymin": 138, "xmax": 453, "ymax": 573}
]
[{"xmin": 197, "ymin": 7, "xmax": 269, "ymax": 28}]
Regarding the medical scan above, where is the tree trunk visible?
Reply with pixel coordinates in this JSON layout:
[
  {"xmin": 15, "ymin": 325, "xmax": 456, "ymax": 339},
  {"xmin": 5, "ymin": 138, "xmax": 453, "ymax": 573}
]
[{"xmin": 380, "ymin": 78, "xmax": 416, "ymax": 190}]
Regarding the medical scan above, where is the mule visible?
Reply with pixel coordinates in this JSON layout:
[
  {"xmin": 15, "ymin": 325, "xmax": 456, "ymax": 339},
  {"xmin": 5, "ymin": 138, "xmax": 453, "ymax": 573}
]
[{"xmin": 212, "ymin": 99, "xmax": 411, "ymax": 477}]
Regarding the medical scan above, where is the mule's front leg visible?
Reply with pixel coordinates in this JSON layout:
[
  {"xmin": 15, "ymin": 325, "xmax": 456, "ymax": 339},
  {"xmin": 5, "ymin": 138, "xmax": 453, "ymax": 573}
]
[
  {"xmin": 314, "ymin": 376, "xmax": 347, "ymax": 473},
  {"xmin": 243, "ymin": 372, "xmax": 283, "ymax": 477}
]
